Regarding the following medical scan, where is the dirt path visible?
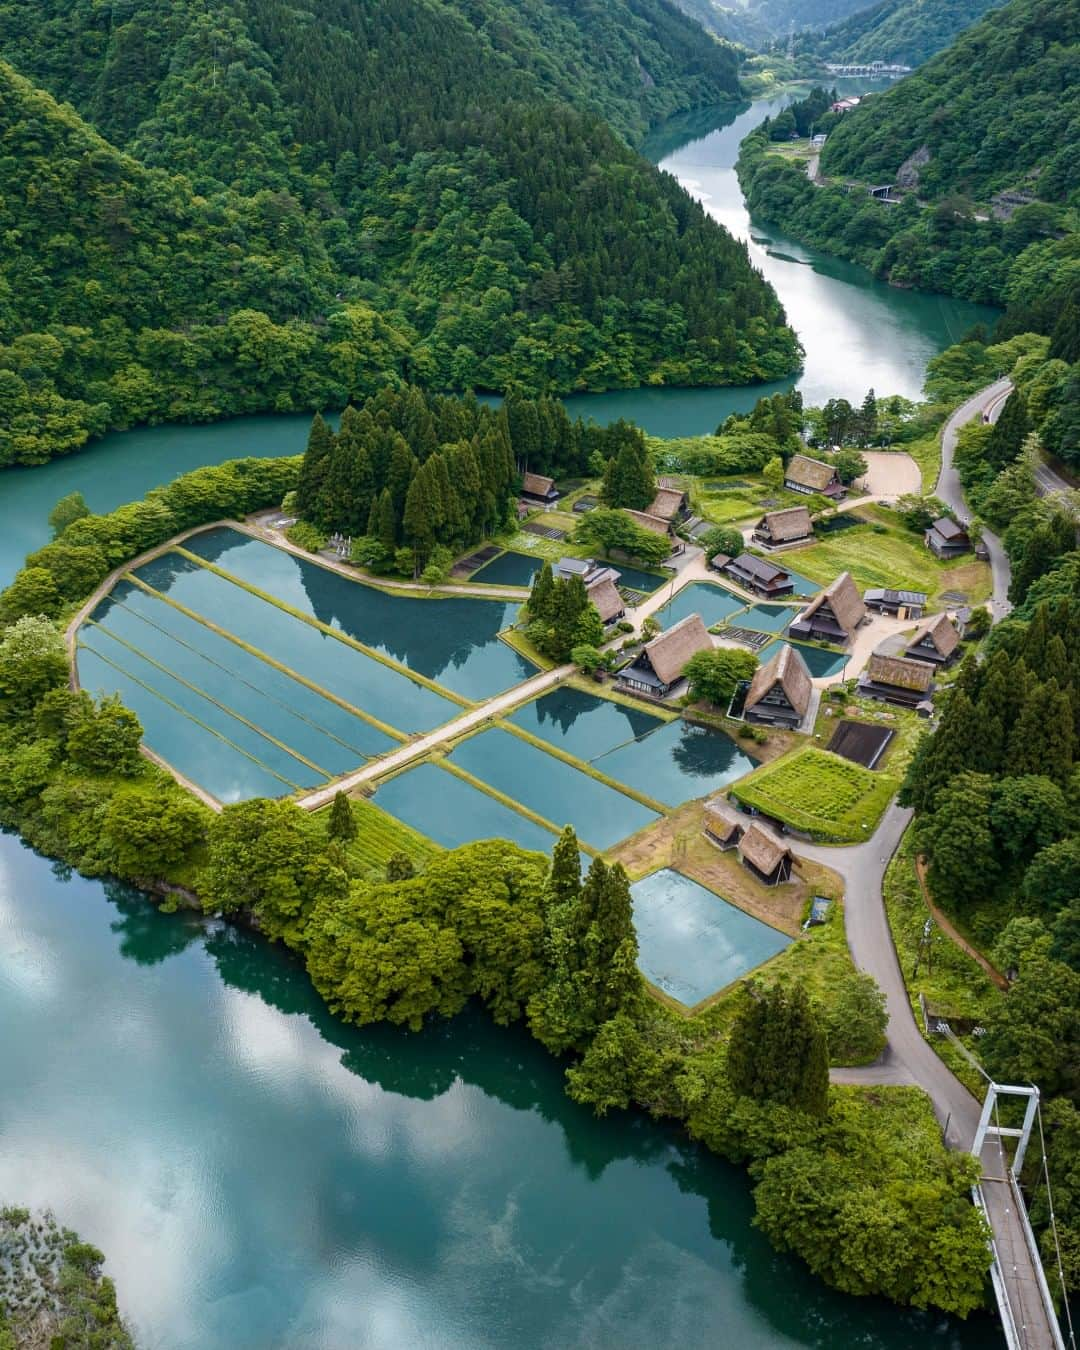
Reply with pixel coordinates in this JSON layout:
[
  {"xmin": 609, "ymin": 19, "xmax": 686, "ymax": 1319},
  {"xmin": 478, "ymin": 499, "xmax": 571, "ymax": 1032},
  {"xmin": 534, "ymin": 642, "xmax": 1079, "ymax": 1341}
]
[
  {"xmin": 294, "ymin": 661, "xmax": 574, "ymax": 810},
  {"xmin": 914, "ymin": 855, "xmax": 1009, "ymax": 991}
]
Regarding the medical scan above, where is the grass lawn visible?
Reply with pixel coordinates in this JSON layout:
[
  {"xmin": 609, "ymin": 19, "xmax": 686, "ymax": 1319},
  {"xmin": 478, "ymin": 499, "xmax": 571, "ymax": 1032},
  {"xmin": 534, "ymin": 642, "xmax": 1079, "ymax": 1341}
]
[
  {"xmin": 899, "ymin": 426, "xmax": 943, "ymax": 490},
  {"xmin": 783, "ymin": 512, "xmax": 991, "ymax": 607},
  {"xmin": 883, "ymin": 835, "xmax": 1000, "ymax": 1098},
  {"xmin": 498, "ymin": 625, "xmax": 552, "ymax": 671},
  {"xmin": 306, "ymin": 794, "xmax": 440, "ymax": 875},
  {"xmin": 732, "ymin": 746, "xmax": 897, "ymax": 842}
]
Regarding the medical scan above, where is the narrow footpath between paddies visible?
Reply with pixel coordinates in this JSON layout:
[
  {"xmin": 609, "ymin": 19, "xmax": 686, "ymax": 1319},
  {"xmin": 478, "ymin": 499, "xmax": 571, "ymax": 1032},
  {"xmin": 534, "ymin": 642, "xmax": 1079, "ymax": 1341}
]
[{"xmin": 294, "ymin": 661, "xmax": 575, "ymax": 810}]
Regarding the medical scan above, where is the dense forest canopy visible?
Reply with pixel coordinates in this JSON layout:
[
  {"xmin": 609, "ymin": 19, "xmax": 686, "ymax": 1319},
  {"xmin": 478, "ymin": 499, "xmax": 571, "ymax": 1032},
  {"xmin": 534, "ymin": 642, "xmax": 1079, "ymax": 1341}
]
[
  {"xmin": 796, "ymin": 0, "xmax": 1009, "ymax": 67},
  {"xmin": 737, "ymin": 0, "xmax": 1078, "ymax": 320},
  {"xmin": 0, "ymin": 0, "xmax": 800, "ymax": 470},
  {"xmin": 819, "ymin": 0, "xmax": 1079, "ymax": 201}
]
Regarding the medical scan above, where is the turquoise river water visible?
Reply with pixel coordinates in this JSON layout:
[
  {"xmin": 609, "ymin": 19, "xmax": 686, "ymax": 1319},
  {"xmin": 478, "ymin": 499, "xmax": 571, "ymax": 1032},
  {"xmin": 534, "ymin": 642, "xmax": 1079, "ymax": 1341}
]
[{"xmin": 0, "ymin": 95, "xmax": 1000, "ymax": 1347}]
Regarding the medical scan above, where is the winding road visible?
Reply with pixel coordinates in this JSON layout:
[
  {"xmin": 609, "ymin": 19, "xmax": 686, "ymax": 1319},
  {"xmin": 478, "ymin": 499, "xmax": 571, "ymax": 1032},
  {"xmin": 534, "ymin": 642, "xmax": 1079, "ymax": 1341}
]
[
  {"xmin": 796, "ymin": 379, "xmax": 1063, "ymax": 1350},
  {"xmin": 937, "ymin": 377, "xmax": 1014, "ymax": 618}
]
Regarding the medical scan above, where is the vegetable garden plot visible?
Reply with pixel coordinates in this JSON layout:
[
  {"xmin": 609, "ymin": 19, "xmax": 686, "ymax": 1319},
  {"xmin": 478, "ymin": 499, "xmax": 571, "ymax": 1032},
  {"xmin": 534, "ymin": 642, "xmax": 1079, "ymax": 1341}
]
[{"xmin": 732, "ymin": 748, "xmax": 896, "ymax": 841}]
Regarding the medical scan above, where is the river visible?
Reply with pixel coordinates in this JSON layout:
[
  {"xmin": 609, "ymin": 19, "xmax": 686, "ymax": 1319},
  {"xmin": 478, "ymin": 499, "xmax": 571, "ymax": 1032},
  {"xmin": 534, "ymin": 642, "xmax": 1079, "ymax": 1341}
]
[{"xmin": 0, "ymin": 97, "xmax": 998, "ymax": 1348}]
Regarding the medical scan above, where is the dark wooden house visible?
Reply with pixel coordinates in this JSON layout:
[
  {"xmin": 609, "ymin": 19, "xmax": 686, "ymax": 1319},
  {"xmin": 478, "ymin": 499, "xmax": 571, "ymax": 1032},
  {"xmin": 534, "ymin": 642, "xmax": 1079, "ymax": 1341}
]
[
  {"xmin": 520, "ymin": 472, "xmax": 560, "ymax": 510},
  {"xmin": 617, "ymin": 613, "xmax": 712, "ymax": 699},
  {"xmin": 703, "ymin": 798, "xmax": 745, "ymax": 850},
  {"xmin": 738, "ymin": 824, "xmax": 794, "ymax": 886},
  {"xmin": 622, "ymin": 508, "xmax": 684, "ymax": 557},
  {"xmin": 788, "ymin": 571, "xmax": 866, "ymax": 645},
  {"xmin": 647, "ymin": 485, "xmax": 690, "ymax": 525},
  {"xmin": 864, "ymin": 587, "xmax": 927, "ymax": 619},
  {"xmin": 744, "ymin": 643, "xmax": 813, "ymax": 730},
  {"xmin": 721, "ymin": 553, "xmax": 795, "ymax": 598},
  {"xmin": 587, "ymin": 575, "xmax": 626, "ymax": 626},
  {"xmin": 905, "ymin": 612, "xmax": 960, "ymax": 666},
  {"xmin": 857, "ymin": 653, "xmax": 935, "ymax": 711},
  {"xmin": 925, "ymin": 517, "xmax": 970, "ymax": 558}
]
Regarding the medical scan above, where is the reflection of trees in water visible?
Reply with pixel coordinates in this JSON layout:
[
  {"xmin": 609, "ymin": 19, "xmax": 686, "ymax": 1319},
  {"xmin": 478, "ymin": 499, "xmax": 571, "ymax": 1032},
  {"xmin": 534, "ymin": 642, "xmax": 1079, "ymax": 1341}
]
[
  {"xmin": 128, "ymin": 551, "xmax": 205, "ymax": 596},
  {"xmin": 666, "ymin": 1149, "xmax": 993, "ymax": 1348},
  {"xmin": 182, "ymin": 526, "xmax": 251, "ymax": 568},
  {"xmin": 96, "ymin": 881, "xmax": 990, "ymax": 1346},
  {"xmin": 670, "ymin": 725, "xmax": 740, "ymax": 779},
  {"xmin": 105, "ymin": 881, "xmax": 205, "ymax": 966},
  {"xmin": 532, "ymin": 686, "xmax": 658, "ymax": 744},
  {"xmin": 199, "ymin": 919, "xmax": 671, "ymax": 1180},
  {"xmin": 298, "ymin": 556, "xmax": 515, "ymax": 679}
]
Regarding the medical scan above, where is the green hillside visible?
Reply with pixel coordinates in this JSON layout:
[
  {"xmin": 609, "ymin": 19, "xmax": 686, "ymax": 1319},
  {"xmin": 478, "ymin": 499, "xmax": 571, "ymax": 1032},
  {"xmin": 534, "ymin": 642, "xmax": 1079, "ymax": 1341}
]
[
  {"xmin": 805, "ymin": 0, "xmax": 1008, "ymax": 66},
  {"xmin": 0, "ymin": 0, "xmax": 741, "ymax": 151},
  {"xmin": 737, "ymin": 0, "xmax": 1078, "ymax": 320},
  {"xmin": 820, "ymin": 0, "xmax": 1078, "ymax": 198},
  {"xmin": 0, "ymin": 0, "xmax": 800, "ymax": 469}
]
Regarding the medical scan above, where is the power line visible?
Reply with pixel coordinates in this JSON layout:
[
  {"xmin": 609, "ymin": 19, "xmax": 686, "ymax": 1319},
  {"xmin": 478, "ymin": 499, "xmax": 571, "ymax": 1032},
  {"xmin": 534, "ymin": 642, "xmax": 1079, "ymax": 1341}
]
[{"xmin": 1035, "ymin": 1100, "xmax": 1076, "ymax": 1350}]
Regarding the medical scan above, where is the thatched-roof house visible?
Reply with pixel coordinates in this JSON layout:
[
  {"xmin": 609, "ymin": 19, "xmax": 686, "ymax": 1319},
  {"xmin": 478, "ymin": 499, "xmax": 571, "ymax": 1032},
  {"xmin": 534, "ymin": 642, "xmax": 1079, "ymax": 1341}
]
[
  {"xmin": 744, "ymin": 643, "xmax": 813, "ymax": 730},
  {"xmin": 622, "ymin": 508, "xmax": 684, "ymax": 556},
  {"xmin": 788, "ymin": 571, "xmax": 865, "ymax": 645},
  {"xmin": 647, "ymin": 486, "xmax": 689, "ymax": 523},
  {"xmin": 588, "ymin": 576, "xmax": 625, "ymax": 625},
  {"xmin": 703, "ymin": 798, "xmax": 745, "ymax": 850},
  {"xmin": 738, "ymin": 823, "xmax": 793, "ymax": 886},
  {"xmin": 617, "ymin": 613, "xmax": 712, "ymax": 698},
  {"xmin": 925, "ymin": 517, "xmax": 970, "ymax": 558},
  {"xmin": 720, "ymin": 552, "xmax": 795, "ymax": 598},
  {"xmin": 785, "ymin": 454, "xmax": 845, "ymax": 500},
  {"xmin": 753, "ymin": 505, "xmax": 814, "ymax": 548},
  {"xmin": 906, "ymin": 612, "xmax": 960, "ymax": 665},
  {"xmin": 858, "ymin": 653, "xmax": 935, "ymax": 710},
  {"xmin": 521, "ymin": 471, "xmax": 559, "ymax": 508},
  {"xmin": 622, "ymin": 508, "xmax": 667, "ymax": 534},
  {"xmin": 864, "ymin": 587, "xmax": 927, "ymax": 619}
]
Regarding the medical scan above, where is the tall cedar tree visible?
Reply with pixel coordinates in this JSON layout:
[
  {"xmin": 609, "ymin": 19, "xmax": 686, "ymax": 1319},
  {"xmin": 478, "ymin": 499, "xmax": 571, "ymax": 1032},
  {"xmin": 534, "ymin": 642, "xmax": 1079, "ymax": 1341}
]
[
  {"xmin": 327, "ymin": 790, "xmax": 357, "ymax": 843},
  {"xmin": 727, "ymin": 982, "xmax": 829, "ymax": 1117},
  {"xmin": 986, "ymin": 390, "xmax": 1031, "ymax": 471},
  {"xmin": 296, "ymin": 413, "xmax": 334, "ymax": 518},
  {"xmin": 529, "ymin": 839, "xmax": 638, "ymax": 1053}
]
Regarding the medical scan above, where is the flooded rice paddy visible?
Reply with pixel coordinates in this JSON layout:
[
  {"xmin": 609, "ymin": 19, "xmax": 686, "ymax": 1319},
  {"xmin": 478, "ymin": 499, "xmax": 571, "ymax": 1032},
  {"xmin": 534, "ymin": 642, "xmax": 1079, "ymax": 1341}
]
[
  {"xmin": 631, "ymin": 869, "xmax": 792, "ymax": 1006},
  {"xmin": 509, "ymin": 687, "xmax": 755, "ymax": 807}
]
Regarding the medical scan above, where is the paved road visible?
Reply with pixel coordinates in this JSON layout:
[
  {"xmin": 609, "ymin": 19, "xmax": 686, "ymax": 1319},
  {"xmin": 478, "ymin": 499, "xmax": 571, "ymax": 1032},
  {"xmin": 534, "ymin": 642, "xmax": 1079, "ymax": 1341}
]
[
  {"xmin": 937, "ymin": 377, "xmax": 1014, "ymax": 621},
  {"xmin": 793, "ymin": 379, "xmax": 1066, "ymax": 1346},
  {"xmin": 1033, "ymin": 455, "xmax": 1075, "ymax": 496}
]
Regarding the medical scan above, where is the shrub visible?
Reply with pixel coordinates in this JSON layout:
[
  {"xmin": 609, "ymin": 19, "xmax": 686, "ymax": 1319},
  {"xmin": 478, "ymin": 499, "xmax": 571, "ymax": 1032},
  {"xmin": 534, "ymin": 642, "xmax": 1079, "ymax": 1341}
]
[{"xmin": 286, "ymin": 521, "xmax": 328, "ymax": 552}]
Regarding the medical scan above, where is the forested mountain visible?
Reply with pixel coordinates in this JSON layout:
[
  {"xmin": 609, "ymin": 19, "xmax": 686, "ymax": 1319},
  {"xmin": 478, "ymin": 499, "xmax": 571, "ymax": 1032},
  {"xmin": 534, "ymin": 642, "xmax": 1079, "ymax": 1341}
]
[
  {"xmin": 750, "ymin": 0, "xmax": 882, "ymax": 33},
  {"xmin": 800, "ymin": 0, "xmax": 1008, "ymax": 66},
  {"xmin": 0, "ymin": 0, "xmax": 800, "ymax": 469},
  {"xmin": 820, "ymin": 0, "xmax": 1077, "ymax": 201},
  {"xmin": 671, "ymin": 0, "xmax": 775, "ymax": 49},
  {"xmin": 0, "ymin": 0, "xmax": 740, "ymax": 155},
  {"xmin": 738, "ymin": 0, "xmax": 1078, "ymax": 320}
]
